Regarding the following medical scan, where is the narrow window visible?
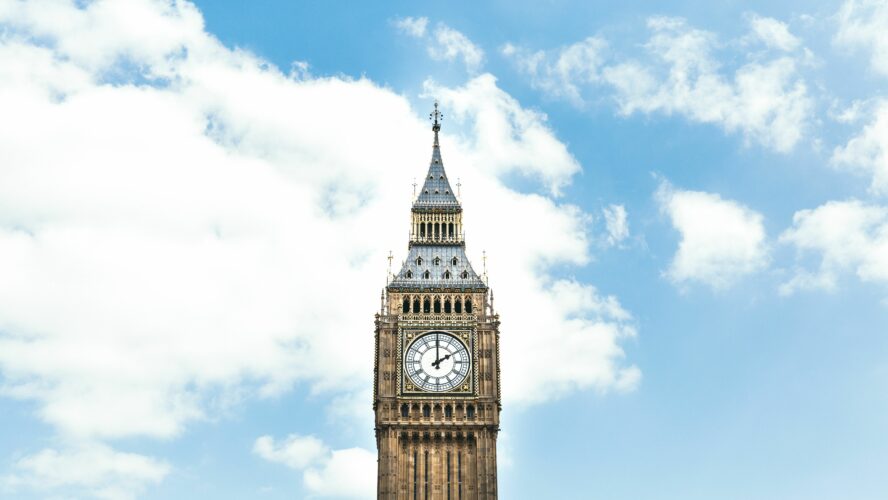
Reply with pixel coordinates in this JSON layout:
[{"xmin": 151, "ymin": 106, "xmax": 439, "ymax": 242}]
[
  {"xmin": 444, "ymin": 405, "xmax": 452, "ymax": 418},
  {"xmin": 451, "ymin": 256, "xmax": 458, "ymax": 266},
  {"xmin": 434, "ymin": 257, "xmax": 440, "ymax": 266},
  {"xmin": 467, "ymin": 405, "xmax": 475, "ymax": 418},
  {"xmin": 454, "ymin": 298, "xmax": 462, "ymax": 314},
  {"xmin": 414, "ymin": 450, "xmax": 419, "ymax": 500},
  {"xmin": 423, "ymin": 270, "xmax": 431, "ymax": 279},
  {"xmin": 427, "ymin": 223, "xmax": 432, "ymax": 237},
  {"xmin": 423, "ymin": 297, "xmax": 431, "ymax": 313},
  {"xmin": 434, "ymin": 298, "xmax": 441, "ymax": 313},
  {"xmin": 416, "ymin": 256, "xmax": 423, "ymax": 266},
  {"xmin": 422, "ymin": 404, "xmax": 431, "ymax": 417},
  {"xmin": 443, "ymin": 271, "xmax": 451, "ymax": 279},
  {"xmin": 420, "ymin": 224, "xmax": 425, "ymax": 237},
  {"xmin": 444, "ymin": 299, "xmax": 451, "ymax": 313},
  {"xmin": 460, "ymin": 271, "xmax": 468, "ymax": 279},
  {"xmin": 413, "ymin": 298, "xmax": 420, "ymax": 314},
  {"xmin": 434, "ymin": 223, "xmax": 440, "ymax": 239},
  {"xmin": 406, "ymin": 270, "xmax": 413, "ymax": 279},
  {"xmin": 403, "ymin": 297, "xmax": 410, "ymax": 313},
  {"xmin": 449, "ymin": 223, "xmax": 454, "ymax": 238},
  {"xmin": 458, "ymin": 451, "xmax": 462, "ymax": 500},
  {"xmin": 447, "ymin": 451, "xmax": 452, "ymax": 500},
  {"xmin": 424, "ymin": 450, "xmax": 429, "ymax": 500},
  {"xmin": 465, "ymin": 299, "xmax": 472, "ymax": 313},
  {"xmin": 401, "ymin": 404, "xmax": 409, "ymax": 417}
]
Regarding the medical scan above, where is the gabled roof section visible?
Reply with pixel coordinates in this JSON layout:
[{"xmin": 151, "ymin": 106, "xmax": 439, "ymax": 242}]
[
  {"xmin": 413, "ymin": 102, "xmax": 460, "ymax": 210},
  {"xmin": 388, "ymin": 244, "xmax": 486, "ymax": 291}
]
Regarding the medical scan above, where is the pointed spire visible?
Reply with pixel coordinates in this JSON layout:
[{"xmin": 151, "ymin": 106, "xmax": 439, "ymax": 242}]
[{"xmin": 414, "ymin": 101, "xmax": 459, "ymax": 209}]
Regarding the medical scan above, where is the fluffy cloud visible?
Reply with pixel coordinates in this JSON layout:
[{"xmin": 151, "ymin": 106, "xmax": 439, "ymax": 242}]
[
  {"xmin": 394, "ymin": 16, "xmax": 428, "ymax": 38},
  {"xmin": 604, "ymin": 16, "xmax": 812, "ymax": 153},
  {"xmin": 0, "ymin": 0, "xmax": 637, "ymax": 496},
  {"xmin": 503, "ymin": 16, "xmax": 813, "ymax": 152},
  {"xmin": 835, "ymin": 0, "xmax": 888, "ymax": 77},
  {"xmin": 3, "ymin": 443, "xmax": 170, "ymax": 500},
  {"xmin": 603, "ymin": 204, "xmax": 629, "ymax": 246},
  {"xmin": 748, "ymin": 15, "xmax": 801, "ymax": 52},
  {"xmin": 657, "ymin": 181, "xmax": 769, "ymax": 289},
  {"xmin": 832, "ymin": 99, "xmax": 888, "ymax": 194},
  {"xmin": 779, "ymin": 200, "xmax": 888, "ymax": 294},
  {"xmin": 501, "ymin": 36, "xmax": 607, "ymax": 105},
  {"xmin": 395, "ymin": 17, "xmax": 483, "ymax": 73},
  {"xmin": 254, "ymin": 435, "xmax": 375, "ymax": 498}
]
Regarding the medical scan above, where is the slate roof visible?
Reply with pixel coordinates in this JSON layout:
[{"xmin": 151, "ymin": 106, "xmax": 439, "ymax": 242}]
[
  {"xmin": 389, "ymin": 244, "xmax": 486, "ymax": 290},
  {"xmin": 413, "ymin": 135, "xmax": 460, "ymax": 210}
]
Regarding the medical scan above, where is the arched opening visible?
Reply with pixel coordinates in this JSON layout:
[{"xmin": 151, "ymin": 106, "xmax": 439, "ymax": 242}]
[
  {"xmin": 422, "ymin": 404, "xmax": 431, "ymax": 418},
  {"xmin": 401, "ymin": 404, "xmax": 409, "ymax": 417},
  {"xmin": 466, "ymin": 405, "xmax": 475, "ymax": 419},
  {"xmin": 434, "ymin": 297, "xmax": 441, "ymax": 313},
  {"xmin": 461, "ymin": 270, "xmax": 468, "ymax": 279},
  {"xmin": 434, "ymin": 223, "xmax": 440, "ymax": 239},
  {"xmin": 423, "ymin": 270, "xmax": 431, "ymax": 279},
  {"xmin": 406, "ymin": 270, "xmax": 413, "ymax": 279},
  {"xmin": 449, "ymin": 222, "xmax": 454, "ymax": 238},
  {"xmin": 454, "ymin": 298, "xmax": 462, "ymax": 314},
  {"xmin": 416, "ymin": 256, "xmax": 423, "ymax": 266},
  {"xmin": 451, "ymin": 256, "xmax": 458, "ymax": 266},
  {"xmin": 413, "ymin": 298, "xmax": 420, "ymax": 314},
  {"xmin": 420, "ymin": 224, "xmax": 425, "ymax": 237},
  {"xmin": 465, "ymin": 298, "xmax": 473, "ymax": 313},
  {"xmin": 402, "ymin": 297, "xmax": 410, "ymax": 313},
  {"xmin": 423, "ymin": 297, "xmax": 431, "ymax": 313},
  {"xmin": 444, "ymin": 405, "xmax": 453, "ymax": 418},
  {"xmin": 434, "ymin": 257, "xmax": 440, "ymax": 266},
  {"xmin": 427, "ymin": 222, "xmax": 432, "ymax": 237},
  {"xmin": 444, "ymin": 298, "xmax": 452, "ymax": 313},
  {"xmin": 443, "ymin": 271, "xmax": 451, "ymax": 279}
]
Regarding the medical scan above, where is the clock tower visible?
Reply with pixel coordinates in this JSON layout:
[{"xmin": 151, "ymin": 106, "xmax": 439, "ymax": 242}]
[{"xmin": 374, "ymin": 103, "xmax": 500, "ymax": 499}]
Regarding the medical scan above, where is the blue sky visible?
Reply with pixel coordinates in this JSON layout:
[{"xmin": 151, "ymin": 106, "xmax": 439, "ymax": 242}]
[{"xmin": 1, "ymin": 0, "xmax": 888, "ymax": 499}]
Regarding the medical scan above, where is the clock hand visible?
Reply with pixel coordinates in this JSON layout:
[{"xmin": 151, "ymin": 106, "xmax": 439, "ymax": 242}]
[
  {"xmin": 432, "ymin": 353, "xmax": 452, "ymax": 369},
  {"xmin": 436, "ymin": 339, "xmax": 439, "ymax": 366}
]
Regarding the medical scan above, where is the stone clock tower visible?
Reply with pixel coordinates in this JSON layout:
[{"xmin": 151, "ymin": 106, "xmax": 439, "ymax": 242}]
[{"xmin": 374, "ymin": 103, "xmax": 500, "ymax": 499}]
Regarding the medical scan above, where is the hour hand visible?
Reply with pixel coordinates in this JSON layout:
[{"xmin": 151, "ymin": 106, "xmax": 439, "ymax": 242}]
[{"xmin": 432, "ymin": 353, "xmax": 451, "ymax": 369}]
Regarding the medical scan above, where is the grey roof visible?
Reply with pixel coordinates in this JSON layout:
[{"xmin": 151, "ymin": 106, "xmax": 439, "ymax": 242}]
[
  {"xmin": 413, "ymin": 136, "xmax": 460, "ymax": 210},
  {"xmin": 389, "ymin": 245, "xmax": 486, "ymax": 290}
]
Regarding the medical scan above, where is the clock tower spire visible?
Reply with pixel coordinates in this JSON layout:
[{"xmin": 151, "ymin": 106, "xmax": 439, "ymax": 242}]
[{"xmin": 374, "ymin": 104, "xmax": 501, "ymax": 499}]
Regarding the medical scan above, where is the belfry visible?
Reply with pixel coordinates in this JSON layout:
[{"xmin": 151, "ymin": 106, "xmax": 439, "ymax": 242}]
[{"xmin": 374, "ymin": 103, "xmax": 501, "ymax": 499}]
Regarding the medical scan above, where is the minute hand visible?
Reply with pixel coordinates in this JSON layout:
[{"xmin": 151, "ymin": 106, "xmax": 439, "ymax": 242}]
[{"xmin": 432, "ymin": 353, "xmax": 452, "ymax": 369}]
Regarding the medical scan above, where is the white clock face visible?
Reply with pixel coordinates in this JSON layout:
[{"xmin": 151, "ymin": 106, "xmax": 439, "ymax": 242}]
[{"xmin": 404, "ymin": 331, "xmax": 471, "ymax": 392}]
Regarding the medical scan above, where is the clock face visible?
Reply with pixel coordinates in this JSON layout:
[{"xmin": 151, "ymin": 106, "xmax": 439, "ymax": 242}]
[{"xmin": 404, "ymin": 331, "xmax": 471, "ymax": 392}]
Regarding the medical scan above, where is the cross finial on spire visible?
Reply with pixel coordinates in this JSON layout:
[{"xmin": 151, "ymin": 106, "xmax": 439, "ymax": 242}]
[{"xmin": 430, "ymin": 100, "xmax": 443, "ymax": 146}]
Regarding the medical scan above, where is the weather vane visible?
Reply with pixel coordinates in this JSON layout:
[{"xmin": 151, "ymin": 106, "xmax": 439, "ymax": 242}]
[{"xmin": 429, "ymin": 100, "xmax": 443, "ymax": 132}]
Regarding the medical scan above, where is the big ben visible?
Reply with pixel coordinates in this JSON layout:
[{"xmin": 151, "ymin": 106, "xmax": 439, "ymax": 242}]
[{"xmin": 374, "ymin": 103, "xmax": 500, "ymax": 499}]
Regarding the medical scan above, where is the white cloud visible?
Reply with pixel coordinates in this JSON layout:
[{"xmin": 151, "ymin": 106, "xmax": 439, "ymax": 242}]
[
  {"xmin": 603, "ymin": 204, "xmax": 629, "ymax": 246},
  {"xmin": 835, "ymin": 0, "xmax": 888, "ymax": 77},
  {"xmin": 254, "ymin": 435, "xmax": 375, "ymax": 499},
  {"xmin": 0, "ymin": 0, "xmax": 638, "ymax": 495},
  {"xmin": 394, "ymin": 17, "xmax": 483, "ymax": 73},
  {"xmin": 394, "ymin": 16, "xmax": 428, "ymax": 38},
  {"xmin": 749, "ymin": 15, "xmax": 801, "ymax": 52},
  {"xmin": 604, "ymin": 16, "xmax": 813, "ymax": 153},
  {"xmin": 656, "ymin": 181, "xmax": 769, "ymax": 289},
  {"xmin": 429, "ymin": 24, "xmax": 484, "ymax": 73},
  {"xmin": 503, "ymin": 16, "xmax": 813, "ymax": 152},
  {"xmin": 779, "ymin": 200, "xmax": 888, "ymax": 294},
  {"xmin": 832, "ymin": 99, "xmax": 888, "ymax": 194},
  {"xmin": 3, "ymin": 443, "xmax": 169, "ymax": 500},
  {"xmin": 501, "ymin": 36, "xmax": 607, "ymax": 105}
]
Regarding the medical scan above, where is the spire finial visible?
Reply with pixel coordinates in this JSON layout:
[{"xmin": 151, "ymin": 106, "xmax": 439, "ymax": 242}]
[{"xmin": 429, "ymin": 100, "xmax": 443, "ymax": 145}]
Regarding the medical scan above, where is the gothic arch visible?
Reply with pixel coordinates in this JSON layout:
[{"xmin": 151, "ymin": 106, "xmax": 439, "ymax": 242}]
[{"xmin": 423, "ymin": 296, "xmax": 431, "ymax": 313}]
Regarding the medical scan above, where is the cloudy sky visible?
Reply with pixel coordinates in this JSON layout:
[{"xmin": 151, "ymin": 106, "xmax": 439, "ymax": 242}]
[{"xmin": 1, "ymin": 0, "xmax": 887, "ymax": 498}]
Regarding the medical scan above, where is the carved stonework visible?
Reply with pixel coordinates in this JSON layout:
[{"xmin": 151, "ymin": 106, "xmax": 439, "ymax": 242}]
[{"xmin": 374, "ymin": 104, "xmax": 500, "ymax": 499}]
